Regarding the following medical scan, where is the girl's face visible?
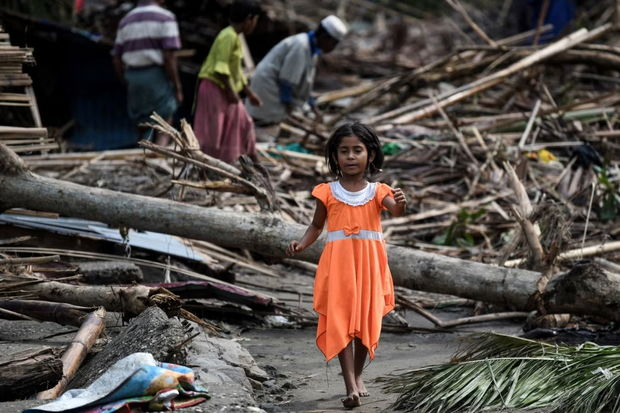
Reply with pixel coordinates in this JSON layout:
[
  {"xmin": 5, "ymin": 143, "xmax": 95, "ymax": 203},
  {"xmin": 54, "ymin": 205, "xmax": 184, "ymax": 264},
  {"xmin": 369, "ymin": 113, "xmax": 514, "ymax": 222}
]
[
  {"xmin": 243, "ymin": 15, "xmax": 259, "ymax": 35},
  {"xmin": 334, "ymin": 135, "xmax": 374, "ymax": 177}
]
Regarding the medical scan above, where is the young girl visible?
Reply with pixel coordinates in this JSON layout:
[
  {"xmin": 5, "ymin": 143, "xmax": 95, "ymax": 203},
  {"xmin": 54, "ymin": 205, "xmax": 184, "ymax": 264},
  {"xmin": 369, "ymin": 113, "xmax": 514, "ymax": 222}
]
[
  {"xmin": 193, "ymin": 0, "xmax": 262, "ymax": 163},
  {"xmin": 287, "ymin": 122, "xmax": 407, "ymax": 409}
]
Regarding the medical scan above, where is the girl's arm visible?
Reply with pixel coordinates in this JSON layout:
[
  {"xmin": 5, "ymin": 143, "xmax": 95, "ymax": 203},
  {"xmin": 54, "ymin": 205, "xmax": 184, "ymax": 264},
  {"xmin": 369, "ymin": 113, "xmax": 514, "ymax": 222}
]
[
  {"xmin": 382, "ymin": 188, "xmax": 407, "ymax": 217},
  {"xmin": 244, "ymin": 85, "xmax": 262, "ymax": 106},
  {"xmin": 214, "ymin": 73, "xmax": 239, "ymax": 103},
  {"xmin": 163, "ymin": 50, "xmax": 183, "ymax": 103},
  {"xmin": 286, "ymin": 199, "xmax": 327, "ymax": 256}
]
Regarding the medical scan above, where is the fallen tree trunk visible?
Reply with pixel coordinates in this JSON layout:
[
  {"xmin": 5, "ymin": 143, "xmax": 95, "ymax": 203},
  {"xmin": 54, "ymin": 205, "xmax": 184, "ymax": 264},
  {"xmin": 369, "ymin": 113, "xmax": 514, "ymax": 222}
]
[
  {"xmin": 0, "ymin": 347, "xmax": 63, "ymax": 400},
  {"xmin": 0, "ymin": 299, "xmax": 94, "ymax": 326},
  {"xmin": 12, "ymin": 281, "xmax": 176, "ymax": 317},
  {"xmin": 1, "ymin": 144, "xmax": 618, "ymax": 321}
]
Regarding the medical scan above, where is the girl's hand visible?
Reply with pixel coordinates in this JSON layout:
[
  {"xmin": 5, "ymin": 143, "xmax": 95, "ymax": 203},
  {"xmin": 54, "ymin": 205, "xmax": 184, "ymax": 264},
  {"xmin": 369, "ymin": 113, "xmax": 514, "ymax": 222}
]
[
  {"xmin": 287, "ymin": 241, "xmax": 303, "ymax": 256},
  {"xmin": 227, "ymin": 89, "xmax": 240, "ymax": 104},
  {"xmin": 393, "ymin": 188, "xmax": 407, "ymax": 206},
  {"xmin": 247, "ymin": 89, "xmax": 262, "ymax": 107}
]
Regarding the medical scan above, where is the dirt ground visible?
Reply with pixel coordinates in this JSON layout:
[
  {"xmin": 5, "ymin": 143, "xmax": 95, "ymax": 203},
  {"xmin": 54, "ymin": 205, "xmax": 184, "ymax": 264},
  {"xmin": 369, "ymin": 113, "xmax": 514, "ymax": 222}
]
[
  {"xmin": 0, "ymin": 265, "xmax": 547, "ymax": 413},
  {"xmin": 236, "ymin": 269, "xmax": 527, "ymax": 413},
  {"xmin": 243, "ymin": 311, "xmax": 526, "ymax": 412}
]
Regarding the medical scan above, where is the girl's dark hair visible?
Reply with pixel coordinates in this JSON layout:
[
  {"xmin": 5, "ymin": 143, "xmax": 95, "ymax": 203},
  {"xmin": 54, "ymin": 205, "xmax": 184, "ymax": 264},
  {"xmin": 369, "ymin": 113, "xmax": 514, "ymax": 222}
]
[
  {"xmin": 229, "ymin": 0, "xmax": 261, "ymax": 24},
  {"xmin": 325, "ymin": 122, "xmax": 384, "ymax": 176}
]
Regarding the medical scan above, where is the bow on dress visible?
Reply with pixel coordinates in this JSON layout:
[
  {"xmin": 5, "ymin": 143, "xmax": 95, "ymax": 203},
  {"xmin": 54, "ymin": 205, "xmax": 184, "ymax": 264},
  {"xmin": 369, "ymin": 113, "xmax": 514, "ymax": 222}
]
[{"xmin": 343, "ymin": 225, "xmax": 361, "ymax": 236}]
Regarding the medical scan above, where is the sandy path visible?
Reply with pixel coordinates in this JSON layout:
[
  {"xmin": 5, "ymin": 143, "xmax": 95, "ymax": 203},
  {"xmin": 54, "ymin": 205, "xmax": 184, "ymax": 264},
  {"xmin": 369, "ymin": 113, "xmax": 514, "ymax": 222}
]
[{"xmin": 241, "ymin": 288, "xmax": 524, "ymax": 412}]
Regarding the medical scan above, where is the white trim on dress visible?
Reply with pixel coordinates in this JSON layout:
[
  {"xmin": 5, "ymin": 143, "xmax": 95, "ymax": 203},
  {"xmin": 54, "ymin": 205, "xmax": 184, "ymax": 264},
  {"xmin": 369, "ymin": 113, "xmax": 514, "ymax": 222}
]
[{"xmin": 329, "ymin": 181, "xmax": 376, "ymax": 206}]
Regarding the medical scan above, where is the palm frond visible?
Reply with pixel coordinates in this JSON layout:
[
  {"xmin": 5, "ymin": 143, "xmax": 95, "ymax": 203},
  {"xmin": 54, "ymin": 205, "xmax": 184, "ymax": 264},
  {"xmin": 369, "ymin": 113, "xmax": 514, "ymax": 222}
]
[{"xmin": 379, "ymin": 333, "xmax": 620, "ymax": 413}]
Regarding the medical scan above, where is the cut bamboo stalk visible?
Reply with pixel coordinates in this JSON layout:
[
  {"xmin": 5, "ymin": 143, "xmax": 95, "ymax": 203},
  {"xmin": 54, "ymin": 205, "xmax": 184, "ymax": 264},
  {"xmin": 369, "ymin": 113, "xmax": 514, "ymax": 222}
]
[
  {"xmin": 505, "ymin": 241, "xmax": 620, "ymax": 267},
  {"xmin": 36, "ymin": 307, "xmax": 106, "ymax": 400},
  {"xmin": 0, "ymin": 126, "xmax": 47, "ymax": 136},
  {"xmin": 316, "ymin": 81, "xmax": 376, "ymax": 104},
  {"xmin": 431, "ymin": 93, "xmax": 479, "ymax": 167},
  {"xmin": 398, "ymin": 294, "xmax": 528, "ymax": 328},
  {"xmin": 382, "ymin": 190, "xmax": 512, "ymax": 227},
  {"xmin": 10, "ymin": 144, "xmax": 59, "ymax": 153},
  {"xmin": 439, "ymin": 311, "xmax": 529, "ymax": 328},
  {"xmin": 503, "ymin": 161, "xmax": 544, "ymax": 270},
  {"xmin": 518, "ymin": 99, "xmax": 542, "ymax": 148},
  {"xmin": 139, "ymin": 140, "xmax": 270, "ymax": 206},
  {"xmin": 0, "ymin": 254, "xmax": 59, "ymax": 265},
  {"xmin": 24, "ymin": 148, "xmax": 162, "ymax": 162},
  {"xmin": 533, "ymin": 0, "xmax": 551, "ymax": 45},
  {"xmin": 171, "ymin": 179, "xmax": 252, "ymax": 194},
  {"xmin": 26, "ymin": 86, "xmax": 42, "ymax": 128},
  {"xmin": 446, "ymin": 0, "xmax": 497, "ymax": 47},
  {"xmin": 178, "ymin": 118, "xmax": 241, "ymax": 176}
]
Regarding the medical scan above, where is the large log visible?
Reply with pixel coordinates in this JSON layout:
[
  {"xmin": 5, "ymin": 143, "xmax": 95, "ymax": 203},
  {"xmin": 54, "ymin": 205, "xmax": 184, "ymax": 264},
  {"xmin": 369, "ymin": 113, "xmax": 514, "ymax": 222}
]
[
  {"xmin": 0, "ymin": 299, "xmax": 94, "ymax": 326},
  {"xmin": 0, "ymin": 144, "xmax": 618, "ymax": 321},
  {"xmin": 0, "ymin": 347, "xmax": 63, "ymax": 400}
]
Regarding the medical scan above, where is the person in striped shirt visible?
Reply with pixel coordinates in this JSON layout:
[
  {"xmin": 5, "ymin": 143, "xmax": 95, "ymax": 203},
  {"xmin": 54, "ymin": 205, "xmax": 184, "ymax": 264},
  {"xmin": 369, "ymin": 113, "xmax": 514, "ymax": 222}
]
[{"xmin": 112, "ymin": 0, "xmax": 182, "ymax": 146}]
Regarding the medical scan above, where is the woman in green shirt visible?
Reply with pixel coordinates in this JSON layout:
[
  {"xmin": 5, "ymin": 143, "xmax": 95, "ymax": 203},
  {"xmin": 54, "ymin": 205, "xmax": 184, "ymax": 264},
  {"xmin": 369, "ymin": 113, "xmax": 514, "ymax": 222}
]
[{"xmin": 193, "ymin": 0, "xmax": 262, "ymax": 163}]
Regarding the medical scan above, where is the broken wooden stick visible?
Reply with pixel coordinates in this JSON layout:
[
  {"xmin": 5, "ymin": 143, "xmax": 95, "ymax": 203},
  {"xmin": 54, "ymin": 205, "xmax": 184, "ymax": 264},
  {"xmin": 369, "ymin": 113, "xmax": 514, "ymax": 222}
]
[
  {"xmin": 505, "ymin": 240, "xmax": 620, "ymax": 267},
  {"xmin": 37, "ymin": 307, "xmax": 106, "ymax": 400},
  {"xmin": 446, "ymin": 0, "xmax": 497, "ymax": 47},
  {"xmin": 503, "ymin": 161, "xmax": 544, "ymax": 269},
  {"xmin": 397, "ymin": 295, "xmax": 528, "ymax": 328},
  {"xmin": 0, "ymin": 254, "xmax": 59, "ymax": 265},
  {"xmin": 139, "ymin": 140, "xmax": 275, "ymax": 211}
]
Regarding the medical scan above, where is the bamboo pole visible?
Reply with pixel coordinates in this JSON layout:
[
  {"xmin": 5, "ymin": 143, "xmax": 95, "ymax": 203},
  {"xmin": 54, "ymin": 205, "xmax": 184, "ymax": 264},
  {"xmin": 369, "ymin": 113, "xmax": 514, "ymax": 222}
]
[
  {"xmin": 0, "ymin": 254, "xmax": 59, "ymax": 265},
  {"xmin": 505, "ymin": 241, "xmax": 620, "ymax": 267},
  {"xmin": 504, "ymin": 161, "xmax": 544, "ymax": 270},
  {"xmin": 398, "ymin": 294, "xmax": 528, "ymax": 328},
  {"xmin": 37, "ymin": 307, "xmax": 106, "ymax": 400},
  {"xmin": 446, "ymin": 0, "xmax": 497, "ymax": 47},
  {"xmin": 532, "ymin": 0, "xmax": 551, "ymax": 45}
]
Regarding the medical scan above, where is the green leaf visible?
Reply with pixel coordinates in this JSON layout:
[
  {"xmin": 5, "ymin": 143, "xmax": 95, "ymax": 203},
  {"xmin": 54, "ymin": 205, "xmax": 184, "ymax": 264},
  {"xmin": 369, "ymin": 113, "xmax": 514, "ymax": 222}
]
[
  {"xmin": 600, "ymin": 193, "xmax": 619, "ymax": 221},
  {"xmin": 381, "ymin": 333, "xmax": 620, "ymax": 413},
  {"xmin": 432, "ymin": 231, "xmax": 449, "ymax": 246}
]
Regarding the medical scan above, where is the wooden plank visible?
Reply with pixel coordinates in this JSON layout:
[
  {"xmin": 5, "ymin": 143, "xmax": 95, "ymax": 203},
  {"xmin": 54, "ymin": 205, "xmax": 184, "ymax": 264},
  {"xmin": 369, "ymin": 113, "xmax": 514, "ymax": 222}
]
[
  {"xmin": 26, "ymin": 86, "xmax": 42, "ymax": 127},
  {"xmin": 10, "ymin": 144, "xmax": 59, "ymax": 153},
  {"xmin": 0, "ymin": 126, "xmax": 48, "ymax": 136},
  {"xmin": 0, "ymin": 139, "xmax": 56, "ymax": 145}
]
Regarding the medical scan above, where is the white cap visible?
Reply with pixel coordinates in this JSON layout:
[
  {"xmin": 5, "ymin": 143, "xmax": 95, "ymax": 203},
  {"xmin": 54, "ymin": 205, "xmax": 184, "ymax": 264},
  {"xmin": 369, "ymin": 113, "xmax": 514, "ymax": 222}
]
[{"xmin": 320, "ymin": 15, "xmax": 348, "ymax": 41}]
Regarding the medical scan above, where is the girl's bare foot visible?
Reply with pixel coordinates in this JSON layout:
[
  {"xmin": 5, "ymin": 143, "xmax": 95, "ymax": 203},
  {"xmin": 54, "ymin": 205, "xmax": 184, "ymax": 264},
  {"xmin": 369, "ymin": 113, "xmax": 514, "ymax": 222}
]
[
  {"xmin": 355, "ymin": 377, "xmax": 369, "ymax": 397},
  {"xmin": 341, "ymin": 392, "xmax": 361, "ymax": 409}
]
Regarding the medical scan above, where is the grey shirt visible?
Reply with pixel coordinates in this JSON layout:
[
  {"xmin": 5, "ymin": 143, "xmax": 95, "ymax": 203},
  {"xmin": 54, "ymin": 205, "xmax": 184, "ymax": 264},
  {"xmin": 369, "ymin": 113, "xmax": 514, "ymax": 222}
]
[{"xmin": 247, "ymin": 33, "xmax": 317, "ymax": 124}]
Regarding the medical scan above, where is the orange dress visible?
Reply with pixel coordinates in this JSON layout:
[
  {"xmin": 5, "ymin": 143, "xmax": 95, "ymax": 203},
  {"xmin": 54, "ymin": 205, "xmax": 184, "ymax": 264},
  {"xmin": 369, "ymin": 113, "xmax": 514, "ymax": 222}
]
[{"xmin": 312, "ymin": 181, "xmax": 395, "ymax": 361}]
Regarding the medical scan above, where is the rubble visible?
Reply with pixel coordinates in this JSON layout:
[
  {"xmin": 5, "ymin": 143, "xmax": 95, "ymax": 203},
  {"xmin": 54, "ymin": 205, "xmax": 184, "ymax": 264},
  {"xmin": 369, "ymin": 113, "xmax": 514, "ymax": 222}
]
[{"xmin": 0, "ymin": 0, "xmax": 619, "ymax": 410}]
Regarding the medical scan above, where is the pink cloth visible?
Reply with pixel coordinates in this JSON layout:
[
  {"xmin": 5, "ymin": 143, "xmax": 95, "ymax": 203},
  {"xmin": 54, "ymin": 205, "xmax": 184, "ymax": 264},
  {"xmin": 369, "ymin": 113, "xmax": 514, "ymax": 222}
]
[{"xmin": 193, "ymin": 78, "xmax": 256, "ymax": 163}]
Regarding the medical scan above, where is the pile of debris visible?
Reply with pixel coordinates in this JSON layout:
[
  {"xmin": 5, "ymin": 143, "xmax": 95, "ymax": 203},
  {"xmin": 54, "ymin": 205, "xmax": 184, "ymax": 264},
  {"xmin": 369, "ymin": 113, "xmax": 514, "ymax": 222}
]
[
  {"xmin": 0, "ymin": 25, "xmax": 55, "ymax": 154},
  {"xmin": 1, "ymin": 0, "xmax": 620, "ymax": 411}
]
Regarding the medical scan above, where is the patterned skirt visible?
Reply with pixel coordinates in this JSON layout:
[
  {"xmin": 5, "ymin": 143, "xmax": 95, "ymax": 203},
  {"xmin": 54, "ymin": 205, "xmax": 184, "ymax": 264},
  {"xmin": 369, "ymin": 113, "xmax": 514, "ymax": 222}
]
[{"xmin": 193, "ymin": 78, "xmax": 256, "ymax": 163}]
